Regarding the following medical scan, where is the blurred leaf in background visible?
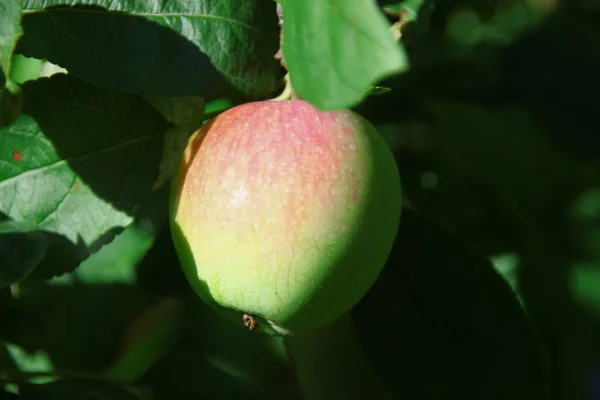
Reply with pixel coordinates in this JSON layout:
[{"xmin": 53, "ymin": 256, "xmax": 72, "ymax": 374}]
[{"xmin": 353, "ymin": 208, "xmax": 549, "ymax": 399}]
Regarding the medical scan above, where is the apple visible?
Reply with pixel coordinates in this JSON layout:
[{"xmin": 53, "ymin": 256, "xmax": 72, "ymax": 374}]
[{"xmin": 169, "ymin": 99, "xmax": 402, "ymax": 336}]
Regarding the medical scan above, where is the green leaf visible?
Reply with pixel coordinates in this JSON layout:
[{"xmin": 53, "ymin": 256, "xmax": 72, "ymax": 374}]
[
  {"xmin": 0, "ymin": 1, "xmax": 23, "ymax": 126},
  {"xmin": 280, "ymin": 0, "xmax": 408, "ymax": 110},
  {"xmin": 352, "ymin": 208, "xmax": 550, "ymax": 399},
  {"xmin": 0, "ymin": 220, "xmax": 48, "ymax": 288},
  {"xmin": 139, "ymin": 296, "xmax": 297, "ymax": 399},
  {"xmin": 0, "ymin": 341, "xmax": 17, "ymax": 370},
  {"xmin": 18, "ymin": 1, "xmax": 280, "ymax": 98},
  {"xmin": 5, "ymin": 342, "xmax": 54, "ymax": 378},
  {"xmin": 571, "ymin": 262, "xmax": 600, "ymax": 313},
  {"xmin": 284, "ymin": 314, "xmax": 393, "ymax": 400},
  {"xmin": 54, "ymin": 224, "xmax": 150, "ymax": 285},
  {"xmin": 363, "ymin": 85, "xmax": 392, "ymax": 97},
  {"xmin": 426, "ymin": 102, "xmax": 594, "ymax": 218},
  {"xmin": 55, "ymin": 186, "xmax": 170, "ymax": 286},
  {"xmin": 0, "ymin": 74, "xmax": 173, "ymax": 278},
  {"xmin": 141, "ymin": 96, "xmax": 206, "ymax": 190},
  {"xmin": 143, "ymin": 95, "xmax": 205, "ymax": 126},
  {"xmin": 0, "ymin": 1, "xmax": 23, "ymax": 82},
  {"xmin": 152, "ymin": 125, "xmax": 198, "ymax": 191},
  {"xmin": 567, "ymin": 188, "xmax": 600, "ymax": 314},
  {"xmin": 447, "ymin": 0, "xmax": 544, "ymax": 49},
  {"xmin": 0, "ymin": 83, "xmax": 22, "ymax": 128},
  {"xmin": 204, "ymin": 98, "xmax": 236, "ymax": 118},
  {"xmin": 9, "ymin": 54, "xmax": 43, "ymax": 85},
  {"xmin": 105, "ymin": 297, "xmax": 184, "ymax": 382},
  {"xmin": 3, "ymin": 282, "xmax": 160, "ymax": 374}
]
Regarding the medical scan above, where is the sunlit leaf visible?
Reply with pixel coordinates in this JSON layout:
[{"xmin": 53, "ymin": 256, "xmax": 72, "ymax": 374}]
[
  {"xmin": 0, "ymin": 1, "xmax": 22, "ymax": 82},
  {"xmin": 281, "ymin": 0, "xmax": 408, "ymax": 110},
  {"xmin": 0, "ymin": 74, "xmax": 172, "ymax": 277}
]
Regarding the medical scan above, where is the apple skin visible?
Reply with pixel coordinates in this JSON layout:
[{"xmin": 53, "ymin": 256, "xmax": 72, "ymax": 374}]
[{"xmin": 170, "ymin": 100, "xmax": 402, "ymax": 336}]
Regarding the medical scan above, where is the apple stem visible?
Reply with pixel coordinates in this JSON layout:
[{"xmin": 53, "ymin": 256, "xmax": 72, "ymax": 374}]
[
  {"xmin": 382, "ymin": 4, "xmax": 421, "ymax": 42},
  {"xmin": 272, "ymin": 2, "xmax": 300, "ymax": 102},
  {"xmin": 283, "ymin": 313, "xmax": 394, "ymax": 400},
  {"xmin": 271, "ymin": 74, "xmax": 295, "ymax": 102}
]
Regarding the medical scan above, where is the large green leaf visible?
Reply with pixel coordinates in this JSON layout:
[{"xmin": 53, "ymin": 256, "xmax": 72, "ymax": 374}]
[
  {"xmin": 352, "ymin": 208, "xmax": 550, "ymax": 399},
  {"xmin": 0, "ymin": 1, "xmax": 22, "ymax": 80},
  {"xmin": 0, "ymin": 220, "xmax": 48, "ymax": 288},
  {"xmin": 18, "ymin": 0, "xmax": 280, "ymax": 99},
  {"xmin": 0, "ymin": 73, "xmax": 173, "ymax": 277},
  {"xmin": 280, "ymin": 0, "xmax": 408, "ymax": 110},
  {"xmin": 0, "ymin": 0, "xmax": 23, "ymax": 127}
]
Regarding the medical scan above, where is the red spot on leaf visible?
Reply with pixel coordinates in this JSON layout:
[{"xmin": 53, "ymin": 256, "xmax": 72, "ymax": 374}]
[{"xmin": 12, "ymin": 151, "xmax": 23, "ymax": 162}]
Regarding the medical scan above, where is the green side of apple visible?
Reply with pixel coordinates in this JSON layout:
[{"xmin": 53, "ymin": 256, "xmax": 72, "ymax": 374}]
[{"xmin": 262, "ymin": 113, "xmax": 402, "ymax": 334}]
